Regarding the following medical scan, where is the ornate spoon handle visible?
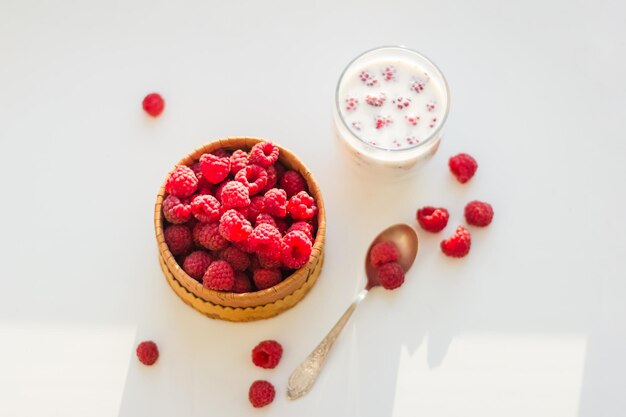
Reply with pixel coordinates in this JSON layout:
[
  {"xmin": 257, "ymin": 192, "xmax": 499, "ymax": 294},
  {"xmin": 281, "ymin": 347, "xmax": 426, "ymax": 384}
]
[{"xmin": 287, "ymin": 289, "xmax": 368, "ymax": 400}]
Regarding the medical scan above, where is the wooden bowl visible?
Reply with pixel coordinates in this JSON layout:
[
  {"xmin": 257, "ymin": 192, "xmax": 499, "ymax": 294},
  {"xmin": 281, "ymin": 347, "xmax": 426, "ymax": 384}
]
[{"xmin": 154, "ymin": 137, "xmax": 326, "ymax": 321}]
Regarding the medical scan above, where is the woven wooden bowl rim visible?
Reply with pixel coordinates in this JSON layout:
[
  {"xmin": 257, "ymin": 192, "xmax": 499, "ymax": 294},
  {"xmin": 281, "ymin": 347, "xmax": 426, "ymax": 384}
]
[{"xmin": 154, "ymin": 137, "xmax": 326, "ymax": 308}]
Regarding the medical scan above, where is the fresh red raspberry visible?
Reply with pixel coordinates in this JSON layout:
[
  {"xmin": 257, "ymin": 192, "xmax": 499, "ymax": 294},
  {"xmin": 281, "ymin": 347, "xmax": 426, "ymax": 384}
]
[
  {"xmin": 251, "ymin": 340, "xmax": 283, "ymax": 369},
  {"xmin": 365, "ymin": 92, "xmax": 386, "ymax": 107},
  {"xmin": 193, "ymin": 222, "xmax": 229, "ymax": 251},
  {"xmin": 219, "ymin": 209, "xmax": 253, "ymax": 242},
  {"xmin": 410, "ymin": 79, "xmax": 425, "ymax": 93},
  {"xmin": 203, "ymin": 260, "xmax": 235, "ymax": 291},
  {"xmin": 136, "ymin": 341, "xmax": 159, "ymax": 365},
  {"xmin": 199, "ymin": 153, "xmax": 231, "ymax": 184},
  {"xmin": 233, "ymin": 238, "xmax": 255, "ymax": 254},
  {"xmin": 287, "ymin": 222, "xmax": 314, "ymax": 242},
  {"xmin": 416, "ymin": 206, "xmax": 449, "ymax": 233},
  {"xmin": 142, "ymin": 93, "xmax": 164, "ymax": 117},
  {"xmin": 440, "ymin": 226, "xmax": 472, "ymax": 258},
  {"xmin": 261, "ymin": 165, "xmax": 278, "ymax": 193},
  {"xmin": 211, "ymin": 148, "xmax": 231, "ymax": 158},
  {"xmin": 281, "ymin": 230, "xmax": 312, "ymax": 269},
  {"xmin": 249, "ymin": 380, "xmax": 275, "ymax": 408},
  {"xmin": 287, "ymin": 191, "xmax": 318, "ymax": 221},
  {"xmin": 236, "ymin": 205, "xmax": 250, "ymax": 220},
  {"xmin": 426, "ymin": 101, "xmax": 436, "ymax": 112},
  {"xmin": 382, "ymin": 65, "xmax": 397, "ymax": 81},
  {"xmin": 255, "ymin": 213, "xmax": 277, "ymax": 228},
  {"xmin": 274, "ymin": 218, "xmax": 289, "ymax": 235},
  {"xmin": 220, "ymin": 246, "xmax": 250, "ymax": 271},
  {"xmin": 232, "ymin": 272, "xmax": 253, "ymax": 293},
  {"xmin": 264, "ymin": 188, "xmax": 288, "ymax": 218},
  {"xmin": 190, "ymin": 162, "xmax": 209, "ymax": 189},
  {"xmin": 377, "ymin": 262, "xmax": 405, "ymax": 290},
  {"xmin": 345, "ymin": 97, "xmax": 359, "ymax": 111},
  {"xmin": 249, "ymin": 142, "xmax": 279, "ymax": 168},
  {"xmin": 220, "ymin": 181, "xmax": 250, "ymax": 209},
  {"xmin": 162, "ymin": 195, "xmax": 192, "ymax": 224},
  {"xmin": 464, "ymin": 201, "xmax": 494, "ymax": 227},
  {"xmin": 248, "ymin": 223, "xmax": 282, "ymax": 256},
  {"xmin": 235, "ymin": 164, "xmax": 268, "ymax": 196},
  {"xmin": 359, "ymin": 70, "xmax": 378, "ymax": 86},
  {"xmin": 213, "ymin": 181, "xmax": 228, "ymax": 202},
  {"xmin": 190, "ymin": 194, "xmax": 221, "ymax": 223},
  {"xmin": 253, "ymin": 268, "xmax": 282, "ymax": 290},
  {"xmin": 164, "ymin": 224, "xmax": 192, "ymax": 255},
  {"xmin": 165, "ymin": 165, "xmax": 198, "ymax": 198},
  {"xmin": 273, "ymin": 161, "xmax": 287, "ymax": 181},
  {"xmin": 392, "ymin": 96, "xmax": 411, "ymax": 110},
  {"xmin": 183, "ymin": 250, "xmax": 213, "ymax": 280},
  {"xmin": 248, "ymin": 196, "xmax": 266, "ymax": 221},
  {"xmin": 449, "ymin": 153, "xmax": 478, "ymax": 184},
  {"xmin": 230, "ymin": 149, "xmax": 249, "ymax": 175},
  {"xmin": 370, "ymin": 241, "xmax": 399, "ymax": 267},
  {"xmin": 375, "ymin": 115, "xmax": 393, "ymax": 130},
  {"xmin": 279, "ymin": 170, "xmax": 307, "ymax": 198},
  {"xmin": 257, "ymin": 252, "xmax": 281, "ymax": 269}
]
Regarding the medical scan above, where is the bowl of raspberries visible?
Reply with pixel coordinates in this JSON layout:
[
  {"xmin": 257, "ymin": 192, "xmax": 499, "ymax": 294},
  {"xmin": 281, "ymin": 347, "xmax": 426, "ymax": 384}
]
[{"xmin": 154, "ymin": 137, "xmax": 326, "ymax": 321}]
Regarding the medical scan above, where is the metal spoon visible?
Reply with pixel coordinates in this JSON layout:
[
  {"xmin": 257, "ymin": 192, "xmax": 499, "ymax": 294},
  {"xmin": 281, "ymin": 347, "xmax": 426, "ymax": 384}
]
[{"xmin": 287, "ymin": 223, "xmax": 419, "ymax": 400}]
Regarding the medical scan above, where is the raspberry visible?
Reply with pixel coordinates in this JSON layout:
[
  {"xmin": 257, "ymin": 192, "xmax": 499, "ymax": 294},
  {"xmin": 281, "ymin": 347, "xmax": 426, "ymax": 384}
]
[
  {"xmin": 191, "ymin": 194, "xmax": 221, "ymax": 223},
  {"xmin": 275, "ymin": 218, "xmax": 289, "ymax": 235},
  {"xmin": 190, "ymin": 162, "xmax": 209, "ymax": 189},
  {"xmin": 279, "ymin": 170, "xmax": 306, "ymax": 198},
  {"xmin": 365, "ymin": 92, "xmax": 386, "ymax": 107},
  {"xmin": 405, "ymin": 115, "xmax": 420, "ymax": 126},
  {"xmin": 382, "ymin": 65, "xmax": 397, "ymax": 81},
  {"xmin": 211, "ymin": 148, "xmax": 231, "ymax": 158},
  {"xmin": 440, "ymin": 226, "xmax": 471, "ymax": 258},
  {"xmin": 377, "ymin": 262, "xmax": 405, "ymax": 290},
  {"xmin": 410, "ymin": 79, "xmax": 425, "ymax": 93},
  {"xmin": 203, "ymin": 260, "xmax": 235, "ymax": 291},
  {"xmin": 199, "ymin": 153, "xmax": 231, "ymax": 184},
  {"xmin": 375, "ymin": 115, "xmax": 393, "ymax": 130},
  {"xmin": 220, "ymin": 181, "xmax": 250, "ymax": 209},
  {"xmin": 281, "ymin": 230, "xmax": 312, "ymax": 269},
  {"xmin": 248, "ymin": 196, "xmax": 266, "ymax": 221},
  {"xmin": 249, "ymin": 380, "xmax": 275, "ymax": 408},
  {"xmin": 219, "ymin": 209, "xmax": 253, "ymax": 242},
  {"xmin": 345, "ymin": 97, "xmax": 359, "ymax": 111},
  {"xmin": 162, "ymin": 195, "xmax": 192, "ymax": 224},
  {"xmin": 257, "ymin": 252, "xmax": 281, "ymax": 269},
  {"xmin": 251, "ymin": 340, "xmax": 283, "ymax": 369},
  {"xmin": 287, "ymin": 222, "xmax": 314, "ymax": 242},
  {"xmin": 262, "ymin": 165, "xmax": 278, "ymax": 194},
  {"xmin": 255, "ymin": 213, "xmax": 277, "ymax": 228},
  {"xmin": 416, "ymin": 206, "xmax": 449, "ymax": 233},
  {"xmin": 220, "ymin": 246, "xmax": 250, "ymax": 271},
  {"xmin": 273, "ymin": 161, "xmax": 287, "ymax": 181},
  {"xmin": 392, "ymin": 96, "xmax": 411, "ymax": 110},
  {"xmin": 194, "ymin": 222, "xmax": 229, "ymax": 251},
  {"xmin": 236, "ymin": 205, "xmax": 250, "ymax": 220},
  {"xmin": 248, "ymin": 142, "xmax": 279, "ymax": 168},
  {"xmin": 248, "ymin": 223, "xmax": 282, "ymax": 256},
  {"xmin": 464, "ymin": 201, "xmax": 494, "ymax": 227},
  {"xmin": 287, "ymin": 191, "xmax": 318, "ymax": 221},
  {"xmin": 142, "ymin": 93, "xmax": 164, "ymax": 117},
  {"xmin": 183, "ymin": 250, "xmax": 213, "ymax": 280},
  {"xmin": 253, "ymin": 268, "xmax": 282, "ymax": 290},
  {"xmin": 164, "ymin": 224, "xmax": 192, "ymax": 255},
  {"xmin": 233, "ymin": 238, "xmax": 255, "ymax": 254},
  {"xmin": 235, "ymin": 164, "xmax": 268, "ymax": 196},
  {"xmin": 359, "ymin": 70, "xmax": 378, "ymax": 86},
  {"xmin": 136, "ymin": 341, "xmax": 159, "ymax": 365},
  {"xmin": 214, "ymin": 181, "xmax": 228, "ymax": 202},
  {"xmin": 230, "ymin": 149, "xmax": 248, "ymax": 175},
  {"xmin": 426, "ymin": 101, "xmax": 436, "ymax": 112},
  {"xmin": 165, "ymin": 165, "xmax": 198, "ymax": 198},
  {"xmin": 233, "ymin": 272, "xmax": 253, "ymax": 293},
  {"xmin": 449, "ymin": 153, "xmax": 478, "ymax": 184},
  {"xmin": 264, "ymin": 188, "xmax": 288, "ymax": 218},
  {"xmin": 369, "ymin": 241, "xmax": 399, "ymax": 267}
]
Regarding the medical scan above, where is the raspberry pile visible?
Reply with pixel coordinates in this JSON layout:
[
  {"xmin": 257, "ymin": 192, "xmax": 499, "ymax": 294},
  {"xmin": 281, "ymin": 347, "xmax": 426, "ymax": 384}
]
[
  {"xmin": 161, "ymin": 141, "xmax": 318, "ymax": 292},
  {"xmin": 369, "ymin": 241, "xmax": 405, "ymax": 290}
]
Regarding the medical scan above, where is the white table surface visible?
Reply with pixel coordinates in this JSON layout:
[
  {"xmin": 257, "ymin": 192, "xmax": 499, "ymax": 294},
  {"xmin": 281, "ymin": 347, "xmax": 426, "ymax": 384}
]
[{"xmin": 1, "ymin": 0, "xmax": 625, "ymax": 416}]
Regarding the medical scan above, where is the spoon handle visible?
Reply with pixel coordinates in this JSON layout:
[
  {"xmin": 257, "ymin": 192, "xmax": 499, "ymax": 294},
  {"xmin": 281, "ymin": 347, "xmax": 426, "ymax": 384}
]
[{"xmin": 287, "ymin": 289, "xmax": 368, "ymax": 400}]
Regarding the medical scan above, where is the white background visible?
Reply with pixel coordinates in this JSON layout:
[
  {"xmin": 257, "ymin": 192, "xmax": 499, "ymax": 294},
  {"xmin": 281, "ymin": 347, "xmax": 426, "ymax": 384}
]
[{"xmin": 1, "ymin": 1, "xmax": 625, "ymax": 416}]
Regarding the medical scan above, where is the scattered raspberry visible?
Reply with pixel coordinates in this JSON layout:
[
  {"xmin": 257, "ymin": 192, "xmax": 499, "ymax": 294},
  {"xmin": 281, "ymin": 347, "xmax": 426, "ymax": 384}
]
[
  {"xmin": 464, "ymin": 201, "xmax": 494, "ymax": 227},
  {"xmin": 230, "ymin": 149, "xmax": 248, "ymax": 175},
  {"xmin": 203, "ymin": 260, "xmax": 235, "ymax": 291},
  {"xmin": 428, "ymin": 117, "xmax": 438, "ymax": 128},
  {"xmin": 281, "ymin": 230, "xmax": 312, "ymax": 269},
  {"xmin": 370, "ymin": 241, "xmax": 399, "ymax": 267},
  {"xmin": 345, "ymin": 97, "xmax": 359, "ymax": 111},
  {"xmin": 382, "ymin": 65, "xmax": 397, "ymax": 81},
  {"xmin": 365, "ymin": 92, "xmax": 386, "ymax": 107},
  {"xmin": 255, "ymin": 213, "xmax": 277, "ymax": 228},
  {"xmin": 449, "ymin": 153, "xmax": 478, "ymax": 184},
  {"xmin": 351, "ymin": 121, "xmax": 362, "ymax": 131},
  {"xmin": 377, "ymin": 262, "xmax": 405, "ymax": 290},
  {"xmin": 220, "ymin": 181, "xmax": 250, "ymax": 209},
  {"xmin": 194, "ymin": 222, "xmax": 229, "ymax": 251},
  {"xmin": 406, "ymin": 136, "xmax": 419, "ymax": 146},
  {"xmin": 253, "ymin": 268, "xmax": 282, "ymax": 290},
  {"xmin": 405, "ymin": 115, "xmax": 420, "ymax": 126},
  {"xmin": 214, "ymin": 181, "xmax": 228, "ymax": 202},
  {"xmin": 142, "ymin": 93, "xmax": 164, "ymax": 117},
  {"xmin": 183, "ymin": 250, "xmax": 213, "ymax": 280},
  {"xmin": 248, "ymin": 223, "xmax": 282, "ymax": 256},
  {"xmin": 410, "ymin": 79, "xmax": 425, "ymax": 93},
  {"xmin": 199, "ymin": 153, "xmax": 231, "ymax": 184},
  {"xmin": 416, "ymin": 206, "xmax": 449, "ymax": 233},
  {"xmin": 359, "ymin": 70, "xmax": 378, "ymax": 86},
  {"xmin": 190, "ymin": 194, "xmax": 221, "ymax": 223},
  {"xmin": 251, "ymin": 340, "xmax": 283, "ymax": 369},
  {"xmin": 248, "ymin": 196, "xmax": 266, "ymax": 221},
  {"xmin": 165, "ymin": 165, "xmax": 198, "ymax": 198},
  {"xmin": 262, "ymin": 165, "xmax": 278, "ymax": 193},
  {"xmin": 264, "ymin": 188, "xmax": 288, "ymax": 218},
  {"xmin": 440, "ymin": 226, "xmax": 471, "ymax": 258},
  {"xmin": 375, "ymin": 115, "xmax": 393, "ymax": 129},
  {"xmin": 235, "ymin": 164, "xmax": 268, "ymax": 196},
  {"xmin": 287, "ymin": 191, "xmax": 318, "ymax": 221},
  {"xmin": 220, "ymin": 246, "xmax": 250, "ymax": 271},
  {"xmin": 233, "ymin": 272, "xmax": 254, "ymax": 293},
  {"xmin": 162, "ymin": 195, "xmax": 192, "ymax": 224},
  {"xmin": 219, "ymin": 209, "xmax": 253, "ymax": 242},
  {"xmin": 164, "ymin": 224, "xmax": 192, "ymax": 255},
  {"xmin": 279, "ymin": 170, "xmax": 307, "ymax": 198},
  {"xmin": 257, "ymin": 252, "xmax": 281, "ymax": 269},
  {"xmin": 211, "ymin": 148, "xmax": 231, "ymax": 158},
  {"xmin": 287, "ymin": 222, "xmax": 314, "ymax": 242},
  {"xmin": 136, "ymin": 341, "xmax": 159, "ymax": 365},
  {"xmin": 426, "ymin": 101, "xmax": 436, "ymax": 112},
  {"xmin": 392, "ymin": 96, "xmax": 411, "ymax": 110},
  {"xmin": 249, "ymin": 142, "xmax": 279, "ymax": 168},
  {"xmin": 249, "ymin": 380, "xmax": 275, "ymax": 408}
]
